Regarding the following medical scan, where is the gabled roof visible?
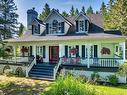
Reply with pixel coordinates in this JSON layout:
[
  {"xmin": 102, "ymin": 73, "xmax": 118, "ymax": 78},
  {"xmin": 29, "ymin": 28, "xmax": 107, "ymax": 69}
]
[
  {"xmin": 44, "ymin": 9, "xmax": 73, "ymax": 26},
  {"xmin": 75, "ymin": 12, "xmax": 90, "ymax": 22},
  {"xmin": 33, "ymin": 18, "xmax": 45, "ymax": 25}
]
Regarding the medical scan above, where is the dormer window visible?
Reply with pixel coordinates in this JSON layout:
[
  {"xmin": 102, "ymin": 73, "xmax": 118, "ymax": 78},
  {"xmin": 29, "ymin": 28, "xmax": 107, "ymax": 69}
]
[
  {"xmin": 47, "ymin": 20, "xmax": 64, "ymax": 35},
  {"xmin": 32, "ymin": 24, "xmax": 40, "ymax": 34},
  {"xmin": 79, "ymin": 21, "xmax": 84, "ymax": 31}
]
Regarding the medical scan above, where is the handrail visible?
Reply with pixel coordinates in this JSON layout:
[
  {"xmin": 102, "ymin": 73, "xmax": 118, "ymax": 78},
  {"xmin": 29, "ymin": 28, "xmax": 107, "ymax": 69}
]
[
  {"xmin": 53, "ymin": 58, "xmax": 62, "ymax": 80},
  {"xmin": 26, "ymin": 57, "xmax": 35, "ymax": 77}
]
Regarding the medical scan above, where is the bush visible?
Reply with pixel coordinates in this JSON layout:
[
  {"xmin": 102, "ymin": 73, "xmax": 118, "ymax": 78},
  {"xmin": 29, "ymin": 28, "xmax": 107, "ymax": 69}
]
[
  {"xmin": 107, "ymin": 75, "xmax": 118, "ymax": 86},
  {"xmin": 4, "ymin": 69, "xmax": 15, "ymax": 76},
  {"xmin": 15, "ymin": 67, "xmax": 25, "ymax": 77},
  {"xmin": 42, "ymin": 75, "xmax": 99, "ymax": 95},
  {"xmin": 91, "ymin": 72, "xmax": 100, "ymax": 82}
]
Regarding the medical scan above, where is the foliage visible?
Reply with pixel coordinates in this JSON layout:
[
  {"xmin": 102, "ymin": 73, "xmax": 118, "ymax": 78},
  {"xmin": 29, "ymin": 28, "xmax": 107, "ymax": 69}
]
[
  {"xmin": 0, "ymin": 0, "xmax": 19, "ymax": 39},
  {"xmin": 81, "ymin": 6, "xmax": 86, "ymax": 14},
  {"xmin": 118, "ymin": 62, "xmax": 127, "ymax": 76},
  {"xmin": 4, "ymin": 69, "xmax": 15, "ymax": 77},
  {"xmin": 61, "ymin": 11, "xmax": 69, "ymax": 17},
  {"xmin": 107, "ymin": 75, "xmax": 118, "ymax": 86},
  {"xmin": 86, "ymin": 6, "xmax": 94, "ymax": 15},
  {"xmin": 15, "ymin": 67, "xmax": 25, "ymax": 77},
  {"xmin": 18, "ymin": 23, "xmax": 24, "ymax": 37},
  {"xmin": 39, "ymin": 3, "xmax": 51, "ymax": 20},
  {"xmin": 101, "ymin": 0, "xmax": 127, "ymax": 35},
  {"xmin": 0, "ymin": 81, "xmax": 14, "ymax": 89},
  {"xmin": 70, "ymin": 5, "xmax": 75, "ymax": 16},
  {"xmin": 0, "ymin": 42, "xmax": 9, "ymax": 58},
  {"xmin": 42, "ymin": 75, "xmax": 99, "ymax": 95},
  {"xmin": 75, "ymin": 8, "xmax": 79, "ymax": 15},
  {"xmin": 91, "ymin": 72, "xmax": 100, "ymax": 82}
]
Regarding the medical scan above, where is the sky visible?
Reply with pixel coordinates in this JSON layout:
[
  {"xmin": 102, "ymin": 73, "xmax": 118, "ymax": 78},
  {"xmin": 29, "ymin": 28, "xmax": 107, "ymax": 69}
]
[{"xmin": 14, "ymin": 0, "xmax": 109, "ymax": 27}]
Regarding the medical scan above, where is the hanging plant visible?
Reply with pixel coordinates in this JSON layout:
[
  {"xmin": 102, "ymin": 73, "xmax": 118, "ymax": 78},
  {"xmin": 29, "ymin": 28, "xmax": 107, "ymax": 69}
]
[
  {"xmin": 69, "ymin": 48, "xmax": 78, "ymax": 55},
  {"xmin": 21, "ymin": 47, "xmax": 28, "ymax": 53},
  {"xmin": 101, "ymin": 47, "xmax": 111, "ymax": 55}
]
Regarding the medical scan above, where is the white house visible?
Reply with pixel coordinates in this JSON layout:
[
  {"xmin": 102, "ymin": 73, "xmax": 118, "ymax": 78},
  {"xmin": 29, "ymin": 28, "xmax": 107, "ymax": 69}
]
[{"xmin": 0, "ymin": 8, "xmax": 126, "ymax": 82}]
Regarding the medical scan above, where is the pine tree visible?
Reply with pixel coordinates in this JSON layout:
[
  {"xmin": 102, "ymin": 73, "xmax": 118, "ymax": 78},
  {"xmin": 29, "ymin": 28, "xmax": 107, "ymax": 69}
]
[
  {"xmin": 0, "ymin": 0, "xmax": 18, "ymax": 39},
  {"xmin": 39, "ymin": 3, "xmax": 51, "ymax": 20},
  {"xmin": 18, "ymin": 23, "xmax": 24, "ymax": 37},
  {"xmin": 75, "ymin": 8, "xmax": 79, "ymax": 15},
  {"xmin": 81, "ymin": 6, "xmax": 85, "ymax": 14},
  {"xmin": 86, "ymin": 6, "xmax": 94, "ymax": 15},
  {"xmin": 70, "ymin": 5, "xmax": 75, "ymax": 16},
  {"xmin": 100, "ymin": 2, "xmax": 108, "ymax": 29},
  {"xmin": 62, "ymin": 11, "xmax": 69, "ymax": 17}
]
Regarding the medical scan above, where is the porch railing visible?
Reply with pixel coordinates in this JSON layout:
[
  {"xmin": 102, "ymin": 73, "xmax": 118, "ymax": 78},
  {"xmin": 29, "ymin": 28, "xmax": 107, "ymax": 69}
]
[
  {"xmin": 61, "ymin": 57, "xmax": 123, "ymax": 67},
  {"xmin": 0, "ymin": 56, "xmax": 34, "ymax": 65}
]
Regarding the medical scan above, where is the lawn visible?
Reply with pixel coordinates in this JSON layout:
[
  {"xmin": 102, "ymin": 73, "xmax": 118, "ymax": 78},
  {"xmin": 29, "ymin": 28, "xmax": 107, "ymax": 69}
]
[
  {"xmin": 94, "ymin": 85, "xmax": 127, "ymax": 95},
  {"xmin": 0, "ymin": 75, "xmax": 127, "ymax": 95}
]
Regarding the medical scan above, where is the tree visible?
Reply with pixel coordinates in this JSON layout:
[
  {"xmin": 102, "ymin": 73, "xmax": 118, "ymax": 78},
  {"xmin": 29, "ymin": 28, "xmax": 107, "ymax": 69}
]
[
  {"xmin": 100, "ymin": 2, "xmax": 108, "ymax": 29},
  {"xmin": 62, "ymin": 11, "xmax": 69, "ymax": 17},
  {"xmin": 18, "ymin": 23, "xmax": 24, "ymax": 37},
  {"xmin": 70, "ymin": 5, "xmax": 75, "ymax": 16},
  {"xmin": 39, "ymin": 3, "xmax": 51, "ymax": 20},
  {"xmin": 102, "ymin": 0, "xmax": 127, "ymax": 35},
  {"xmin": 75, "ymin": 8, "xmax": 79, "ymax": 15},
  {"xmin": 86, "ymin": 6, "xmax": 94, "ymax": 15},
  {"xmin": 81, "ymin": 6, "xmax": 85, "ymax": 14},
  {"xmin": 0, "ymin": 0, "xmax": 19, "ymax": 39}
]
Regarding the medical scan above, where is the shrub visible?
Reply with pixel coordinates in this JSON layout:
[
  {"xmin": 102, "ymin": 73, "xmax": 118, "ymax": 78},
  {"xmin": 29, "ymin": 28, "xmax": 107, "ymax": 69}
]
[
  {"xmin": 107, "ymin": 75, "xmax": 118, "ymax": 86},
  {"xmin": 91, "ymin": 72, "xmax": 100, "ymax": 82},
  {"xmin": 15, "ymin": 67, "xmax": 25, "ymax": 77},
  {"xmin": 42, "ymin": 75, "xmax": 99, "ymax": 95},
  {"xmin": 4, "ymin": 69, "xmax": 14, "ymax": 77}
]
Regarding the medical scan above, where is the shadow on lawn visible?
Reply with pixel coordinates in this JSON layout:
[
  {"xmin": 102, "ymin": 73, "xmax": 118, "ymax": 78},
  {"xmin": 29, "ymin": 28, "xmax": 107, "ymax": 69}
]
[{"xmin": 1, "ymin": 82, "xmax": 49, "ymax": 95}]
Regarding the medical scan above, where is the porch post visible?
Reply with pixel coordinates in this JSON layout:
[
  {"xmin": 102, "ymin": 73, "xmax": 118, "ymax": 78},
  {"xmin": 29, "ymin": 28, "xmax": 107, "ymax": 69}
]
[
  {"xmin": 87, "ymin": 44, "xmax": 90, "ymax": 68},
  {"xmin": 13, "ymin": 46, "xmax": 16, "ymax": 63},
  {"xmin": 33, "ymin": 45, "xmax": 36, "ymax": 64}
]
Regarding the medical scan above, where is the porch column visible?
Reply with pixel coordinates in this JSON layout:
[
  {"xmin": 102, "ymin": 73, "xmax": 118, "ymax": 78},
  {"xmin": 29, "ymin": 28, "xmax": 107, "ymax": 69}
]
[
  {"xmin": 59, "ymin": 44, "xmax": 64, "ymax": 58},
  {"xmin": 87, "ymin": 44, "xmax": 90, "ymax": 68},
  {"xmin": 13, "ymin": 46, "xmax": 16, "ymax": 63},
  {"xmin": 33, "ymin": 45, "xmax": 36, "ymax": 64}
]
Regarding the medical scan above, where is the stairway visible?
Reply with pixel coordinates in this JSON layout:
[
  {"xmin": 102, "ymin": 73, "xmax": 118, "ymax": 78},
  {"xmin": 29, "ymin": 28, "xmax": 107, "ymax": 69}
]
[{"xmin": 29, "ymin": 63, "xmax": 56, "ymax": 80}]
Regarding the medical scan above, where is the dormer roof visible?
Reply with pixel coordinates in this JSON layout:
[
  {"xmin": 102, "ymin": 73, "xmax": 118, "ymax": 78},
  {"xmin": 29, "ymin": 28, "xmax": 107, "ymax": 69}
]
[{"xmin": 44, "ymin": 9, "xmax": 73, "ymax": 26}]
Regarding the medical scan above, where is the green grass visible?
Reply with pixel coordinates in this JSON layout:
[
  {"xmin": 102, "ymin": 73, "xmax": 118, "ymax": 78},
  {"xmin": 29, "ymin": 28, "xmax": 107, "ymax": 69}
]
[{"xmin": 93, "ymin": 85, "xmax": 127, "ymax": 95}]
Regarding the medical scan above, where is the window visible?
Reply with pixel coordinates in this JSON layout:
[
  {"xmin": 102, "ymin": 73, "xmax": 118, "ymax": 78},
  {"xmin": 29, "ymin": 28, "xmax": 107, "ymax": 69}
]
[
  {"xmin": 32, "ymin": 24, "xmax": 40, "ymax": 34},
  {"xmin": 43, "ymin": 46, "xmax": 46, "ymax": 58},
  {"xmin": 85, "ymin": 20, "xmax": 88, "ymax": 31},
  {"xmin": 76, "ymin": 45, "xmax": 79, "ymax": 57},
  {"xmin": 48, "ymin": 20, "xmax": 62, "ymax": 34},
  {"xmin": 79, "ymin": 21, "xmax": 84, "ymax": 31}
]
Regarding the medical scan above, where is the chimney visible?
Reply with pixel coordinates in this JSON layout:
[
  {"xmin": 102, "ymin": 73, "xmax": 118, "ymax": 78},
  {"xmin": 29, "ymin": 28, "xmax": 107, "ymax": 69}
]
[{"xmin": 27, "ymin": 7, "xmax": 38, "ymax": 30}]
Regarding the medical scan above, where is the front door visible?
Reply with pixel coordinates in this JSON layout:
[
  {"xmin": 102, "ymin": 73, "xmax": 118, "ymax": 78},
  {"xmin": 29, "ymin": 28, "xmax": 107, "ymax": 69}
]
[{"xmin": 49, "ymin": 46, "xmax": 59, "ymax": 64}]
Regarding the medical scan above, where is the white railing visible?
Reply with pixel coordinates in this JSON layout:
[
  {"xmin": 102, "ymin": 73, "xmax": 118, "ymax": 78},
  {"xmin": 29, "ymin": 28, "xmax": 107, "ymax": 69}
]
[
  {"xmin": 53, "ymin": 58, "xmax": 62, "ymax": 80},
  {"xmin": 26, "ymin": 57, "xmax": 35, "ymax": 77},
  {"xmin": 61, "ymin": 57, "xmax": 123, "ymax": 67}
]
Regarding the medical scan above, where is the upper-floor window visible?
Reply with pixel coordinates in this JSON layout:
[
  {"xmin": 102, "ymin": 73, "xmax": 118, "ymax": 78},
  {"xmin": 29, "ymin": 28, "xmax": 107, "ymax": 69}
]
[
  {"xmin": 32, "ymin": 24, "xmax": 40, "ymax": 34},
  {"xmin": 76, "ymin": 20, "xmax": 88, "ymax": 33},
  {"xmin": 79, "ymin": 21, "xmax": 84, "ymax": 31},
  {"xmin": 47, "ymin": 20, "xmax": 64, "ymax": 35}
]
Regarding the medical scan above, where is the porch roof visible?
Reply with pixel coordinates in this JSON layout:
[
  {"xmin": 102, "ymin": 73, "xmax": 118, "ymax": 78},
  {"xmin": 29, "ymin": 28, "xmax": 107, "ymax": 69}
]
[{"xmin": 4, "ymin": 30, "xmax": 126, "ymax": 43}]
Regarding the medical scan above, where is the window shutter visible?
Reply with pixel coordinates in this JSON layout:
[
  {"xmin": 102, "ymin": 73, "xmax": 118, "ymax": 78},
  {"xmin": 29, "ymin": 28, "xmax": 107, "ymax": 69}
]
[
  {"xmin": 43, "ymin": 46, "xmax": 46, "ymax": 58},
  {"xmin": 76, "ymin": 20, "xmax": 78, "ymax": 32},
  {"xmin": 65, "ymin": 45, "xmax": 68, "ymax": 57},
  {"xmin": 85, "ymin": 20, "xmax": 87, "ymax": 31},
  {"xmin": 61, "ymin": 22, "xmax": 64, "ymax": 33},
  {"xmin": 38, "ymin": 24, "xmax": 40, "ymax": 34},
  {"xmin": 46, "ymin": 23, "xmax": 49, "ymax": 34},
  {"xmin": 32, "ymin": 25, "xmax": 34, "ymax": 34},
  {"xmin": 82, "ymin": 45, "xmax": 85, "ymax": 58},
  {"xmin": 76, "ymin": 45, "xmax": 79, "ymax": 57}
]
